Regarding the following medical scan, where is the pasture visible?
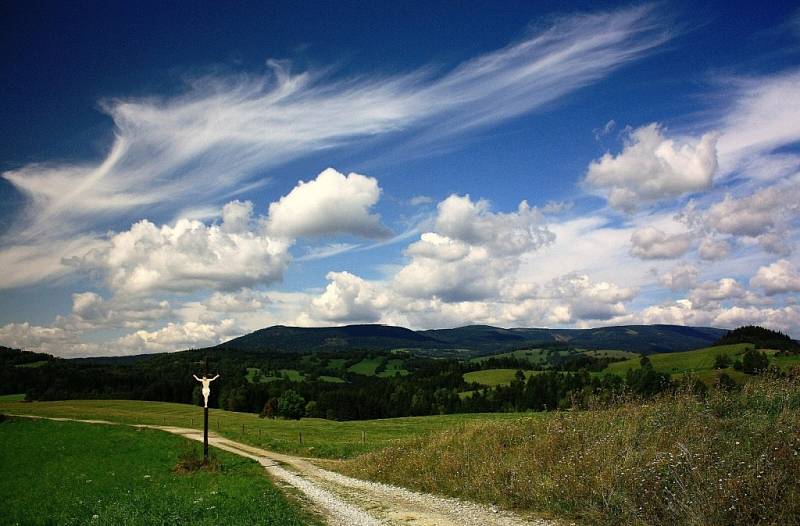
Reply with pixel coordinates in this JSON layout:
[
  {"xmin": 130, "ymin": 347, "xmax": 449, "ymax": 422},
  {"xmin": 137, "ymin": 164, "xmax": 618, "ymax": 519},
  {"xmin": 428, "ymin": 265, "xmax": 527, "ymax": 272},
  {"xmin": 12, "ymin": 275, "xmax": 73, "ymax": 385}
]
[
  {"xmin": 0, "ymin": 398, "xmax": 528, "ymax": 459},
  {"xmin": 463, "ymin": 368, "xmax": 541, "ymax": 387},
  {"xmin": 0, "ymin": 417, "xmax": 316, "ymax": 525}
]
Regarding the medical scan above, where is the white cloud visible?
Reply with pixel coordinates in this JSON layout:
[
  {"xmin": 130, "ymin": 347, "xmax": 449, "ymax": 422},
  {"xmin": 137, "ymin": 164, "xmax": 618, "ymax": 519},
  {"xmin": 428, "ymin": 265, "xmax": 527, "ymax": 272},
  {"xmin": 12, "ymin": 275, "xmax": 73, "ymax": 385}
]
[
  {"xmin": 0, "ymin": 6, "xmax": 669, "ymax": 289},
  {"xmin": 267, "ymin": 168, "xmax": 390, "ymax": 238},
  {"xmin": 394, "ymin": 195, "xmax": 553, "ymax": 301},
  {"xmin": 706, "ymin": 182, "xmax": 799, "ymax": 238},
  {"xmin": 585, "ymin": 123, "xmax": 719, "ymax": 212},
  {"xmin": 750, "ymin": 259, "xmax": 800, "ymax": 296},
  {"xmin": 0, "ymin": 322, "xmax": 99, "ymax": 357},
  {"xmin": 90, "ymin": 215, "xmax": 291, "ymax": 295},
  {"xmin": 659, "ymin": 263, "xmax": 699, "ymax": 291},
  {"xmin": 310, "ymin": 271, "xmax": 390, "ymax": 323},
  {"xmin": 689, "ymin": 278, "xmax": 746, "ymax": 307},
  {"xmin": 434, "ymin": 196, "xmax": 554, "ymax": 256},
  {"xmin": 547, "ymin": 272, "xmax": 637, "ymax": 322},
  {"xmin": 629, "ymin": 226, "xmax": 692, "ymax": 259},
  {"xmin": 204, "ymin": 289, "xmax": 269, "ymax": 312},
  {"xmin": 116, "ymin": 320, "xmax": 238, "ymax": 354},
  {"xmin": 409, "ymin": 195, "xmax": 433, "ymax": 206},
  {"xmin": 716, "ymin": 69, "xmax": 800, "ymax": 174},
  {"xmin": 698, "ymin": 236, "xmax": 731, "ymax": 260},
  {"xmin": 70, "ymin": 292, "xmax": 172, "ymax": 330}
]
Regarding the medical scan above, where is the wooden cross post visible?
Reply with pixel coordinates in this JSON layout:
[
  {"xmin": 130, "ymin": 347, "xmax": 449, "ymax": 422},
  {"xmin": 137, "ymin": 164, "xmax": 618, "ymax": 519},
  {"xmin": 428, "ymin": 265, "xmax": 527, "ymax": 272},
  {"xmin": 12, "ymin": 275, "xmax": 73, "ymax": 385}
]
[{"xmin": 203, "ymin": 357, "xmax": 209, "ymax": 464}]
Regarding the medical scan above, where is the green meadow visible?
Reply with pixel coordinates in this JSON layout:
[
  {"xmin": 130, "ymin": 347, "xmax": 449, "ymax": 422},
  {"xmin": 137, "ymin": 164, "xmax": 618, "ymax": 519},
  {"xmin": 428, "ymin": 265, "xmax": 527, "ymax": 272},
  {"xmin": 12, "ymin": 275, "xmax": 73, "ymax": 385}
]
[
  {"xmin": 463, "ymin": 368, "xmax": 542, "ymax": 387},
  {"xmin": 0, "ymin": 399, "xmax": 526, "ymax": 459},
  {"xmin": 0, "ymin": 417, "xmax": 318, "ymax": 526}
]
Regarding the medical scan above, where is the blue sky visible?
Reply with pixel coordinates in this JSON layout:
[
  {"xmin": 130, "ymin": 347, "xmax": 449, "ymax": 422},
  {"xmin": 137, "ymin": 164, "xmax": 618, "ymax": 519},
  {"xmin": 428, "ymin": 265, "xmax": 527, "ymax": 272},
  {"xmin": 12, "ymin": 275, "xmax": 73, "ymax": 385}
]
[{"xmin": 1, "ymin": 1, "xmax": 799, "ymax": 356}]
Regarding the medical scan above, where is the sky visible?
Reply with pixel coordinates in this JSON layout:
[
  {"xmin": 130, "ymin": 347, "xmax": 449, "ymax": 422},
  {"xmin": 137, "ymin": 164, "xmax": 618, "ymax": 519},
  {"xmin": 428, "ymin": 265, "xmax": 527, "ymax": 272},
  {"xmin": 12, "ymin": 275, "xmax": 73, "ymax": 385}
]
[{"xmin": 1, "ymin": 1, "xmax": 799, "ymax": 357}]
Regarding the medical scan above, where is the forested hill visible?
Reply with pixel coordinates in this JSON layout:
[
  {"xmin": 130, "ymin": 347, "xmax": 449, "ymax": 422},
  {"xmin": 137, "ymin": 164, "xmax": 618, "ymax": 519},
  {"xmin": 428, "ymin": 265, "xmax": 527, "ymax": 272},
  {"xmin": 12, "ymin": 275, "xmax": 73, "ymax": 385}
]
[{"xmin": 217, "ymin": 323, "xmax": 729, "ymax": 355}]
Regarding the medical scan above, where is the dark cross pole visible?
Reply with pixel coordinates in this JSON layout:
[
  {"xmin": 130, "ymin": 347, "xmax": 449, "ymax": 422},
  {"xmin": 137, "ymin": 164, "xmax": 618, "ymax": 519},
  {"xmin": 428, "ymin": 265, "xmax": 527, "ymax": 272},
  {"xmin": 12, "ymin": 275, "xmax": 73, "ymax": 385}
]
[
  {"xmin": 203, "ymin": 357, "xmax": 209, "ymax": 464},
  {"xmin": 194, "ymin": 357, "xmax": 219, "ymax": 465}
]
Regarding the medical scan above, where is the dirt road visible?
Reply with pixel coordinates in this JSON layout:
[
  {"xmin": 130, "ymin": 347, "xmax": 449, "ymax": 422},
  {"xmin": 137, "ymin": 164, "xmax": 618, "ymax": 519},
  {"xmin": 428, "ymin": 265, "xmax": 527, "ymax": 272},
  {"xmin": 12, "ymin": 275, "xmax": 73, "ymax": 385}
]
[{"xmin": 13, "ymin": 415, "xmax": 552, "ymax": 526}]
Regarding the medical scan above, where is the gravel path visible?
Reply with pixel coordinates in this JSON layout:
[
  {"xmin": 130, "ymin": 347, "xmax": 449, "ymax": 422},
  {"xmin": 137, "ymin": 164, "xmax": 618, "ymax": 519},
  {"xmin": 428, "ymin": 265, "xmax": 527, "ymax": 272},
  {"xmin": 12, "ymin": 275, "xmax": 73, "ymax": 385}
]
[{"xmin": 12, "ymin": 415, "xmax": 552, "ymax": 526}]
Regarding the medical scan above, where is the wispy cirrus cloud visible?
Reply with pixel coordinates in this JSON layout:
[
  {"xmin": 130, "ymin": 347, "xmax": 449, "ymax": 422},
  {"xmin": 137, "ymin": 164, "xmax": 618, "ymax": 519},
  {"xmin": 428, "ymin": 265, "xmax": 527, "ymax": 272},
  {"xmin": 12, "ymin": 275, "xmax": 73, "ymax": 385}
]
[{"xmin": 0, "ymin": 5, "xmax": 671, "ymax": 289}]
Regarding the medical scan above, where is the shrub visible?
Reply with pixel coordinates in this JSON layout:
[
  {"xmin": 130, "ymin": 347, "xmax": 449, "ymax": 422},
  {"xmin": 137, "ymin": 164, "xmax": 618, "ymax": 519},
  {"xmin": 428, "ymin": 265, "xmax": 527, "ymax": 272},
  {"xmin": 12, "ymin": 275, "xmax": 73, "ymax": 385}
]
[
  {"xmin": 741, "ymin": 348, "xmax": 770, "ymax": 375},
  {"xmin": 277, "ymin": 390, "xmax": 305, "ymax": 420},
  {"xmin": 713, "ymin": 353, "xmax": 731, "ymax": 369}
]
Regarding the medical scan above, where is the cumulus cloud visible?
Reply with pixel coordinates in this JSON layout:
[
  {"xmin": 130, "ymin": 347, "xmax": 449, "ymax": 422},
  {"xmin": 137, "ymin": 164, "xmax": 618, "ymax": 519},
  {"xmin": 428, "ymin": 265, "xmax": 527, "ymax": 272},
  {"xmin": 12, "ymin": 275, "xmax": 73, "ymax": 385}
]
[
  {"xmin": 585, "ymin": 123, "xmax": 719, "ymax": 212},
  {"xmin": 85, "ymin": 215, "xmax": 291, "ymax": 295},
  {"xmin": 706, "ymin": 182, "xmax": 799, "ymax": 238},
  {"xmin": 698, "ymin": 236, "xmax": 731, "ymax": 260},
  {"xmin": 204, "ymin": 289, "xmax": 269, "ymax": 312},
  {"xmin": 116, "ymin": 320, "xmax": 238, "ymax": 354},
  {"xmin": 310, "ymin": 271, "xmax": 390, "ymax": 323},
  {"xmin": 267, "ymin": 168, "xmax": 389, "ymax": 238},
  {"xmin": 689, "ymin": 278, "xmax": 746, "ymax": 307},
  {"xmin": 548, "ymin": 272, "xmax": 637, "ymax": 322},
  {"xmin": 629, "ymin": 226, "xmax": 692, "ymax": 259},
  {"xmin": 750, "ymin": 259, "xmax": 800, "ymax": 296},
  {"xmin": 659, "ymin": 263, "xmax": 699, "ymax": 291},
  {"xmin": 70, "ymin": 292, "xmax": 172, "ymax": 330},
  {"xmin": 0, "ymin": 322, "xmax": 96, "ymax": 357},
  {"xmin": 394, "ymin": 195, "xmax": 553, "ymax": 301}
]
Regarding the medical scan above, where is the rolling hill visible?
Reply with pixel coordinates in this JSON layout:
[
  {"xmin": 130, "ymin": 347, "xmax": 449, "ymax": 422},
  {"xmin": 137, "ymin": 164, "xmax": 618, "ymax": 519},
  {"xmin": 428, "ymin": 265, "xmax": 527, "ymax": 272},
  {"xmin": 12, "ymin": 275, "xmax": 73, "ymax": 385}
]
[{"xmin": 217, "ymin": 323, "xmax": 729, "ymax": 355}]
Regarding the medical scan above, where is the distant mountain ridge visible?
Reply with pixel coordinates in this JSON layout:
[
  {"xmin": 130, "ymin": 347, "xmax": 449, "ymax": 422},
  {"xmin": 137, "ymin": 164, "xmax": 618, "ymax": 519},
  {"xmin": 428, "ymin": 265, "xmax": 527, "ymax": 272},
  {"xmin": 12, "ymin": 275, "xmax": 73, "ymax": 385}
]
[{"xmin": 217, "ymin": 323, "xmax": 729, "ymax": 355}]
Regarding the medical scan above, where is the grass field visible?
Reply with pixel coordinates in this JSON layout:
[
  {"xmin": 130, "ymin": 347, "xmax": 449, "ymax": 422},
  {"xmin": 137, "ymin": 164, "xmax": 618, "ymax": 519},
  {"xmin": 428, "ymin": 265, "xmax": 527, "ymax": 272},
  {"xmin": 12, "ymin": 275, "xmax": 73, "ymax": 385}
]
[
  {"xmin": 347, "ymin": 357, "xmax": 383, "ymax": 375},
  {"xmin": 341, "ymin": 376, "xmax": 800, "ymax": 526},
  {"xmin": 14, "ymin": 360, "xmax": 48, "ymax": 368},
  {"xmin": 603, "ymin": 343, "xmax": 754, "ymax": 377},
  {"xmin": 470, "ymin": 348, "xmax": 551, "ymax": 365},
  {"xmin": 0, "ymin": 417, "xmax": 317, "ymax": 525},
  {"xmin": 0, "ymin": 393, "xmax": 25, "ymax": 402},
  {"xmin": 463, "ymin": 368, "xmax": 541, "ymax": 387},
  {"xmin": 246, "ymin": 368, "xmax": 320, "ymax": 383},
  {"xmin": 582, "ymin": 349, "xmax": 639, "ymax": 360},
  {"xmin": 0, "ymin": 399, "xmax": 527, "ymax": 459},
  {"xmin": 377, "ymin": 358, "xmax": 409, "ymax": 377},
  {"xmin": 600, "ymin": 343, "xmax": 800, "ymax": 385}
]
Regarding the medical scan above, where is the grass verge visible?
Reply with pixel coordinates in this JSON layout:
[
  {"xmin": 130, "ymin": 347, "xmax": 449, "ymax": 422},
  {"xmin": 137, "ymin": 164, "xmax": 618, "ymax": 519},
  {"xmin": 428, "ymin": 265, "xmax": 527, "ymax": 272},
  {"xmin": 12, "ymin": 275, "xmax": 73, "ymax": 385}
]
[{"xmin": 336, "ymin": 375, "xmax": 800, "ymax": 525}]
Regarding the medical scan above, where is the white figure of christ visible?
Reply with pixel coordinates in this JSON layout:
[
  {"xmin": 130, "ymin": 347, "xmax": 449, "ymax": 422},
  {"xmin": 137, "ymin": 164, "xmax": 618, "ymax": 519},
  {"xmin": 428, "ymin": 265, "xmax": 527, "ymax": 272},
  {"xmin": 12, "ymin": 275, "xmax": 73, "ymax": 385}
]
[{"xmin": 193, "ymin": 374, "xmax": 219, "ymax": 408}]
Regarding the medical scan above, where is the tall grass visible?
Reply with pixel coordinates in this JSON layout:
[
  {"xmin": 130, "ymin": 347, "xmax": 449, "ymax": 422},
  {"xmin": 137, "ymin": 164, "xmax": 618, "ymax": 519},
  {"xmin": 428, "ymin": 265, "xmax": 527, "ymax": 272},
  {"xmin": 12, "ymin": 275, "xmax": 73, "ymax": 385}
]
[{"xmin": 338, "ymin": 375, "xmax": 800, "ymax": 525}]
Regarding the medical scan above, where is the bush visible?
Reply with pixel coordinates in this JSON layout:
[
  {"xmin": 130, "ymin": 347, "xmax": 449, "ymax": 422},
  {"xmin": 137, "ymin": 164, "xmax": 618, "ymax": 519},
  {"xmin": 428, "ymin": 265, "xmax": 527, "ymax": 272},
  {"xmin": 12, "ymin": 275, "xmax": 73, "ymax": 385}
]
[
  {"xmin": 741, "ymin": 348, "xmax": 769, "ymax": 375},
  {"xmin": 277, "ymin": 390, "xmax": 305, "ymax": 420},
  {"xmin": 713, "ymin": 353, "xmax": 731, "ymax": 369}
]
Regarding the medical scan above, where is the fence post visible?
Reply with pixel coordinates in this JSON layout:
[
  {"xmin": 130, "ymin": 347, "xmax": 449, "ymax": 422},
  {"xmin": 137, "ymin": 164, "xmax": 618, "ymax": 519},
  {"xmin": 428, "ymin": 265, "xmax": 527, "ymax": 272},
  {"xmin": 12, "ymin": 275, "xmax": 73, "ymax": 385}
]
[
  {"xmin": 242, "ymin": 423, "xmax": 245, "ymax": 434},
  {"xmin": 299, "ymin": 431, "xmax": 303, "ymax": 444},
  {"xmin": 362, "ymin": 431, "xmax": 365, "ymax": 444}
]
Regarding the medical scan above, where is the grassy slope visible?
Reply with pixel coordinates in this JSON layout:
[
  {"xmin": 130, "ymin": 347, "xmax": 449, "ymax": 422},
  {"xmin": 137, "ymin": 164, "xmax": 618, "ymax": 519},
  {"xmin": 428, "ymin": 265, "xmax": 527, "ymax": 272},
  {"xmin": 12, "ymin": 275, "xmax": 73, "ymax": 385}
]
[
  {"xmin": 0, "ymin": 399, "xmax": 525, "ymax": 459},
  {"xmin": 604, "ymin": 343, "xmax": 753, "ymax": 376},
  {"xmin": 471, "ymin": 348, "xmax": 551, "ymax": 365},
  {"xmin": 347, "ymin": 357, "xmax": 383, "ymax": 375},
  {"xmin": 463, "ymin": 369, "xmax": 541, "ymax": 387},
  {"xmin": 0, "ymin": 393, "xmax": 24, "ymax": 402},
  {"xmin": 0, "ymin": 417, "xmax": 317, "ymax": 526},
  {"xmin": 339, "ymin": 377, "xmax": 800, "ymax": 526},
  {"xmin": 376, "ymin": 358, "xmax": 409, "ymax": 377}
]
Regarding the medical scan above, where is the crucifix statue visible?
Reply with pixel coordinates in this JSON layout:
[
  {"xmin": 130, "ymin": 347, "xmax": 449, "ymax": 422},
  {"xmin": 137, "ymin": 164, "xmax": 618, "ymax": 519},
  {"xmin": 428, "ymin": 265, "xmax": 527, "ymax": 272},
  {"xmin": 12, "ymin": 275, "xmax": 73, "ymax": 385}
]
[
  {"xmin": 194, "ymin": 358, "xmax": 218, "ymax": 464},
  {"xmin": 193, "ymin": 373, "xmax": 219, "ymax": 408}
]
